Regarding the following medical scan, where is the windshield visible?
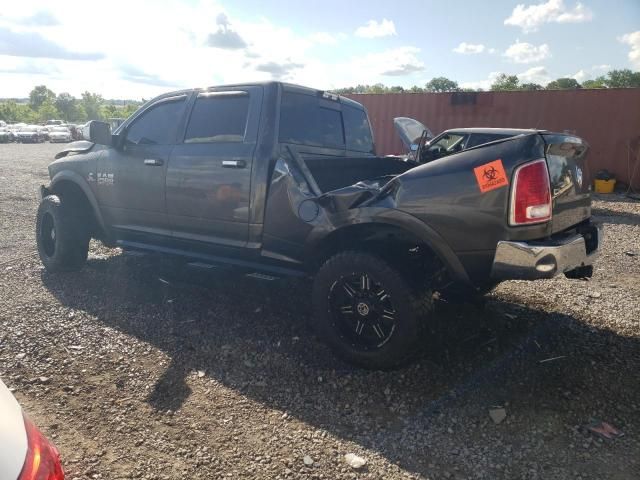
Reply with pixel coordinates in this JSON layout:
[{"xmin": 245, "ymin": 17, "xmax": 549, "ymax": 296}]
[
  {"xmin": 421, "ymin": 132, "xmax": 469, "ymax": 162},
  {"xmin": 21, "ymin": 126, "xmax": 39, "ymax": 132}
]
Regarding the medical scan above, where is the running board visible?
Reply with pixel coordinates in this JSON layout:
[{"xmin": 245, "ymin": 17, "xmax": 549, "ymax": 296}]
[{"xmin": 116, "ymin": 240, "xmax": 306, "ymax": 278}]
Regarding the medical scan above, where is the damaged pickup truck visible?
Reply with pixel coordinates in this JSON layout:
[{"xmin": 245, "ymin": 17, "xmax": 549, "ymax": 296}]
[{"xmin": 36, "ymin": 82, "xmax": 601, "ymax": 369}]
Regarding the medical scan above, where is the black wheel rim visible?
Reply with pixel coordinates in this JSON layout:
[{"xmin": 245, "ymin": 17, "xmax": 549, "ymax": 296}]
[
  {"xmin": 328, "ymin": 273, "xmax": 397, "ymax": 351},
  {"xmin": 40, "ymin": 212, "xmax": 56, "ymax": 257}
]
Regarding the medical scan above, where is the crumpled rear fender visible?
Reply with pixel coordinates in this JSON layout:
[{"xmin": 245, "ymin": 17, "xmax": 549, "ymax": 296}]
[{"xmin": 305, "ymin": 206, "xmax": 471, "ymax": 285}]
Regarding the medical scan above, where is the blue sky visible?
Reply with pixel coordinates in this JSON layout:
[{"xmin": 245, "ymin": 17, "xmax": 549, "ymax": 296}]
[{"xmin": 0, "ymin": 0, "xmax": 638, "ymax": 98}]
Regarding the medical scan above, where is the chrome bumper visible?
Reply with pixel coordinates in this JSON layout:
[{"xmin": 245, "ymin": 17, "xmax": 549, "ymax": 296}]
[{"xmin": 491, "ymin": 224, "xmax": 602, "ymax": 280}]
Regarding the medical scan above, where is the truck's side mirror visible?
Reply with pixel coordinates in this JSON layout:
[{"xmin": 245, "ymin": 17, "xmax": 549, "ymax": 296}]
[{"xmin": 85, "ymin": 121, "xmax": 112, "ymax": 146}]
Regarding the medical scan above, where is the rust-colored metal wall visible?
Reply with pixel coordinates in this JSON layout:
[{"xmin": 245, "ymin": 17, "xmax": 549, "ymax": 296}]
[{"xmin": 346, "ymin": 89, "xmax": 640, "ymax": 188}]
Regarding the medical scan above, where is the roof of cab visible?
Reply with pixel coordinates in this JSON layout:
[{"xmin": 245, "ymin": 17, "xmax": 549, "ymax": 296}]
[
  {"xmin": 444, "ymin": 127, "xmax": 546, "ymax": 135},
  {"xmin": 153, "ymin": 81, "xmax": 365, "ymax": 110}
]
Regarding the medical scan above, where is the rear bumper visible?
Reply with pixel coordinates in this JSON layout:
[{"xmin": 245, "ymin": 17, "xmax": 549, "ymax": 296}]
[{"xmin": 491, "ymin": 222, "xmax": 602, "ymax": 280}]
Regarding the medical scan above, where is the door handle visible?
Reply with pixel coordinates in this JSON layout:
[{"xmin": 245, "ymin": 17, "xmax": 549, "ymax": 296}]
[
  {"xmin": 222, "ymin": 160, "xmax": 246, "ymax": 168},
  {"xmin": 144, "ymin": 159, "xmax": 163, "ymax": 166}
]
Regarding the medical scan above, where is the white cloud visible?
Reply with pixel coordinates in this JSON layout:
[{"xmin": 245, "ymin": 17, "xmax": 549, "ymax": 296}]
[
  {"xmin": 0, "ymin": 2, "xmax": 425, "ymax": 98},
  {"xmin": 570, "ymin": 64, "xmax": 611, "ymax": 82},
  {"xmin": 565, "ymin": 64, "xmax": 611, "ymax": 83},
  {"xmin": 505, "ymin": 0, "xmax": 593, "ymax": 33},
  {"xmin": 354, "ymin": 19, "xmax": 396, "ymax": 38},
  {"xmin": 518, "ymin": 66, "xmax": 551, "ymax": 84},
  {"xmin": 572, "ymin": 69, "xmax": 588, "ymax": 82},
  {"xmin": 206, "ymin": 13, "xmax": 247, "ymax": 50},
  {"xmin": 460, "ymin": 72, "xmax": 502, "ymax": 91},
  {"xmin": 307, "ymin": 32, "xmax": 339, "ymax": 45},
  {"xmin": 504, "ymin": 41, "xmax": 551, "ymax": 63},
  {"xmin": 619, "ymin": 31, "xmax": 640, "ymax": 70},
  {"xmin": 452, "ymin": 42, "xmax": 486, "ymax": 54}
]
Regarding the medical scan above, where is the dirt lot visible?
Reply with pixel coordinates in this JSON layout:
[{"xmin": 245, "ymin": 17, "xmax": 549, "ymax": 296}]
[{"xmin": 1, "ymin": 142, "xmax": 639, "ymax": 480}]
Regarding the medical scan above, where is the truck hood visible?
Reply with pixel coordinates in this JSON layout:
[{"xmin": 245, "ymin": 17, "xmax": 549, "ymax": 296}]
[
  {"xmin": 0, "ymin": 379, "xmax": 27, "ymax": 480},
  {"xmin": 54, "ymin": 140, "xmax": 94, "ymax": 159},
  {"xmin": 393, "ymin": 117, "xmax": 434, "ymax": 153}
]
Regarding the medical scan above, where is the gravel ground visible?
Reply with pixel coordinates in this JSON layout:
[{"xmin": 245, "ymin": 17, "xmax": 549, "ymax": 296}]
[{"xmin": 0, "ymin": 143, "xmax": 639, "ymax": 480}]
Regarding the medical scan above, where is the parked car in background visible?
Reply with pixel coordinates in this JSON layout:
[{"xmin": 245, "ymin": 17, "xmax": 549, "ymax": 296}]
[
  {"xmin": 48, "ymin": 126, "xmax": 73, "ymax": 143},
  {"xmin": 16, "ymin": 125, "xmax": 46, "ymax": 143},
  {"xmin": 0, "ymin": 379, "xmax": 65, "ymax": 479},
  {"xmin": 45, "ymin": 119, "xmax": 64, "ymax": 126},
  {"xmin": 393, "ymin": 118, "xmax": 536, "ymax": 163},
  {"xmin": 0, "ymin": 127, "xmax": 11, "ymax": 143},
  {"xmin": 7, "ymin": 123, "xmax": 26, "ymax": 142}
]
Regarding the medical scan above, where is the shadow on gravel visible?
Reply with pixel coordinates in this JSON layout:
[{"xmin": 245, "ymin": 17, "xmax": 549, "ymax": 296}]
[
  {"xmin": 592, "ymin": 207, "xmax": 640, "ymax": 226},
  {"xmin": 41, "ymin": 253, "xmax": 640, "ymax": 477}
]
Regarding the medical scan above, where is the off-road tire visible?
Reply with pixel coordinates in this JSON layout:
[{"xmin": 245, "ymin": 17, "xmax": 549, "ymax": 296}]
[
  {"xmin": 36, "ymin": 195, "xmax": 90, "ymax": 272},
  {"xmin": 312, "ymin": 251, "xmax": 433, "ymax": 370}
]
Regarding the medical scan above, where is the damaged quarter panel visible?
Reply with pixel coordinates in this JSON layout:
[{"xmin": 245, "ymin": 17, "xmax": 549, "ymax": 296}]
[
  {"xmin": 384, "ymin": 134, "xmax": 551, "ymax": 282},
  {"xmin": 261, "ymin": 152, "xmax": 470, "ymax": 282}
]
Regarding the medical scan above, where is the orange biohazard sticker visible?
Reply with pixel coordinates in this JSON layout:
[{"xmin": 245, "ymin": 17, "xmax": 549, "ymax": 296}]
[{"xmin": 474, "ymin": 159, "xmax": 508, "ymax": 193}]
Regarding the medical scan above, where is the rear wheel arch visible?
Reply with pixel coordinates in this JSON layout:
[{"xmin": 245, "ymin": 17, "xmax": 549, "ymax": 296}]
[{"xmin": 307, "ymin": 217, "xmax": 470, "ymax": 288}]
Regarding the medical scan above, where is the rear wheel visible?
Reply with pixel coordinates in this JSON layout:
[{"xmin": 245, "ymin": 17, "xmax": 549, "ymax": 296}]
[
  {"xmin": 312, "ymin": 251, "xmax": 433, "ymax": 370},
  {"xmin": 36, "ymin": 195, "xmax": 90, "ymax": 272}
]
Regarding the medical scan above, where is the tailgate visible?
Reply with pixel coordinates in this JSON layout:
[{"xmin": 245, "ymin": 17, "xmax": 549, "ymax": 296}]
[{"xmin": 543, "ymin": 133, "xmax": 591, "ymax": 233}]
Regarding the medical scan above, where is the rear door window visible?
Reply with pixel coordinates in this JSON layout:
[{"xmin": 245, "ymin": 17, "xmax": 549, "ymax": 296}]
[
  {"xmin": 343, "ymin": 105, "xmax": 374, "ymax": 153},
  {"xmin": 184, "ymin": 93, "xmax": 250, "ymax": 143},
  {"xmin": 279, "ymin": 92, "xmax": 344, "ymax": 148}
]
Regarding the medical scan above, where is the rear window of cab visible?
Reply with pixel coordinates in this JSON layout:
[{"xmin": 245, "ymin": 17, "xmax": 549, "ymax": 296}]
[{"xmin": 279, "ymin": 91, "xmax": 374, "ymax": 154}]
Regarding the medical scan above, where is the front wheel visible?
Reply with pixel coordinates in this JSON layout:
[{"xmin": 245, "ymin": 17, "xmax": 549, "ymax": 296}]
[
  {"xmin": 312, "ymin": 251, "xmax": 433, "ymax": 370},
  {"xmin": 36, "ymin": 195, "xmax": 90, "ymax": 272}
]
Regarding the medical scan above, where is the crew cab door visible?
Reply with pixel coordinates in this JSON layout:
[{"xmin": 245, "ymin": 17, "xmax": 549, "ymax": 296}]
[
  {"xmin": 166, "ymin": 87, "xmax": 262, "ymax": 249},
  {"xmin": 96, "ymin": 95, "xmax": 188, "ymax": 238}
]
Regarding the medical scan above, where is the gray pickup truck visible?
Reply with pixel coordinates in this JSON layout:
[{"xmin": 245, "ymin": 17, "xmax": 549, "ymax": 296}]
[{"xmin": 36, "ymin": 81, "xmax": 601, "ymax": 369}]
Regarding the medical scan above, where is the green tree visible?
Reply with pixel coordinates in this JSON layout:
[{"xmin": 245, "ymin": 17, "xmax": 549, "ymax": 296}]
[
  {"xmin": 368, "ymin": 83, "xmax": 387, "ymax": 94},
  {"xmin": 0, "ymin": 101, "xmax": 20, "ymax": 122},
  {"xmin": 101, "ymin": 104, "xmax": 120, "ymax": 119},
  {"xmin": 0, "ymin": 101, "xmax": 37, "ymax": 123},
  {"xmin": 73, "ymin": 104, "xmax": 88, "ymax": 123},
  {"xmin": 81, "ymin": 91, "xmax": 104, "ymax": 120},
  {"xmin": 121, "ymin": 104, "xmax": 140, "ymax": 118},
  {"xmin": 604, "ymin": 69, "xmax": 640, "ymax": 88},
  {"xmin": 491, "ymin": 74, "xmax": 520, "ymax": 91},
  {"xmin": 29, "ymin": 85, "xmax": 56, "ymax": 110},
  {"xmin": 582, "ymin": 76, "xmax": 607, "ymax": 88},
  {"xmin": 37, "ymin": 100, "xmax": 61, "ymax": 123},
  {"xmin": 55, "ymin": 93, "xmax": 78, "ymax": 121},
  {"xmin": 520, "ymin": 82, "xmax": 543, "ymax": 90},
  {"xmin": 425, "ymin": 77, "xmax": 460, "ymax": 93},
  {"xmin": 409, "ymin": 85, "xmax": 425, "ymax": 93},
  {"xmin": 546, "ymin": 77, "xmax": 581, "ymax": 89}
]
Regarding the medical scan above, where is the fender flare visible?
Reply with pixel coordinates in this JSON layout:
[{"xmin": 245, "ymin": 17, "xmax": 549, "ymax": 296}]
[
  {"xmin": 47, "ymin": 170, "xmax": 108, "ymax": 235},
  {"xmin": 306, "ymin": 207, "xmax": 471, "ymax": 285}
]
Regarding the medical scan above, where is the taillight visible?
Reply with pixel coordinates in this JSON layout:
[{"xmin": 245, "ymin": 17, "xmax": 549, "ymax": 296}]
[
  {"xmin": 509, "ymin": 159, "xmax": 552, "ymax": 226},
  {"xmin": 18, "ymin": 415, "xmax": 65, "ymax": 480}
]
